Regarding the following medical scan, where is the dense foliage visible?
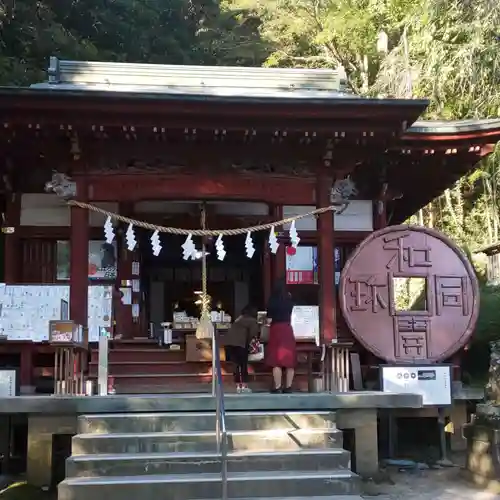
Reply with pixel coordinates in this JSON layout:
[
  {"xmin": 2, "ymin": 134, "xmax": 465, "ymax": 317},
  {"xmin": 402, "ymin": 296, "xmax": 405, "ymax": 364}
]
[
  {"xmin": 2, "ymin": 0, "xmax": 500, "ymax": 378},
  {"xmin": 0, "ymin": 0, "xmax": 269, "ymax": 84}
]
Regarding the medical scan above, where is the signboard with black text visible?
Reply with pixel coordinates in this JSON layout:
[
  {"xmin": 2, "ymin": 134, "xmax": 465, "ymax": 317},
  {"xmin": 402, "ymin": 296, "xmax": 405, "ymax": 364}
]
[{"xmin": 380, "ymin": 364, "xmax": 452, "ymax": 406}]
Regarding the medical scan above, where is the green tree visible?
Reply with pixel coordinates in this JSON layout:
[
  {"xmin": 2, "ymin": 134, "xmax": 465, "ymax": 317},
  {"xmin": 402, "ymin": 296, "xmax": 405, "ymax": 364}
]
[{"xmin": 0, "ymin": 0, "xmax": 268, "ymax": 85}]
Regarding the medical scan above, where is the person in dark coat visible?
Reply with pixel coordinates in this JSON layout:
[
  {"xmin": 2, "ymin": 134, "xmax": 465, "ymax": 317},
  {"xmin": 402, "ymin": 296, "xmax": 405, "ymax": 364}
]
[
  {"xmin": 224, "ymin": 305, "xmax": 260, "ymax": 393},
  {"xmin": 265, "ymin": 279, "xmax": 296, "ymax": 393}
]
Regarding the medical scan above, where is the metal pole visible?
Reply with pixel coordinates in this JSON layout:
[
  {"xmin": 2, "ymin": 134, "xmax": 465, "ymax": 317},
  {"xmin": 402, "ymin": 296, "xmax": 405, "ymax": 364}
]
[
  {"xmin": 98, "ymin": 334, "xmax": 109, "ymax": 396},
  {"xmin": 212, "ymin": 337, "xmax": 216, "ymax": 396},
  {"xmin": 221, "ymin": 439, "xmax": 228, "ymax": 500},
  {"xmin": 215, "ymin": 387, "xmax": 221, "ymax": 453}
]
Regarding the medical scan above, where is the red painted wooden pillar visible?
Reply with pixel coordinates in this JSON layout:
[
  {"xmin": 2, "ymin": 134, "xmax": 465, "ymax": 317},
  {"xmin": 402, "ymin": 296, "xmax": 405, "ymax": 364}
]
[
  {"xmin": 70, "ymin": 180, "xmax": 89, "ymax": 327},
  {"xmin": 4, "ymin": 193, "xmax": 20, "ymax": 284},
  {"xmin": 272, "ymin": 205, "xmax": 286, "ymax": 282},
  {"xmin": 262, "ymin": 238, "xmax": 271, "ymax": 306},
  {"xmin": 317, "ymin": 174, "xmax": 336, "ymax": 344},
  {"xmin": 20, "ymin": 346, "xmax": 34, "ymax": 393},
  {"xmin": 373, "ymin": 199, "xmax": 387, "ymax": 230},
  {"xmin": 5, "ymin": 193, "xmax": 35, "ymax": 392}
]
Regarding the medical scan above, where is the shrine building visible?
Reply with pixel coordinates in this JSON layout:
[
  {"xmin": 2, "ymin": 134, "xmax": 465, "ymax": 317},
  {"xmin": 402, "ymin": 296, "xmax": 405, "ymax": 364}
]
[{"xmin": 0, "ymin": 56, "xmax": 498, "ymax": 394}]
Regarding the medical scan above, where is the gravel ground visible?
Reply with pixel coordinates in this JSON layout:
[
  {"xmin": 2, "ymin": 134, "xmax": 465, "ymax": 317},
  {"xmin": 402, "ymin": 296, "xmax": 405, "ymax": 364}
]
[{"xmin": 362, "ymin": 467, "xmax": 500, "ymax": 500}]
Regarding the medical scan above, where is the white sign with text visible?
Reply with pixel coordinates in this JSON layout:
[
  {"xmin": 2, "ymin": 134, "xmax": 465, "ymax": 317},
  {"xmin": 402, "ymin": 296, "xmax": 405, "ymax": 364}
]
[{"xmin": 380, "ymin": 365, "xmax": 452, "ymax": 406}]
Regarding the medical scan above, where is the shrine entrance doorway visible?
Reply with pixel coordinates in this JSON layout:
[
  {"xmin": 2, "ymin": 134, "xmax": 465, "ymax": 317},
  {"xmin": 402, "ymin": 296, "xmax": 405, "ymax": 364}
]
[{"xmin": 141, "ymin": 231, "xmax": 266, "ymax": 331}]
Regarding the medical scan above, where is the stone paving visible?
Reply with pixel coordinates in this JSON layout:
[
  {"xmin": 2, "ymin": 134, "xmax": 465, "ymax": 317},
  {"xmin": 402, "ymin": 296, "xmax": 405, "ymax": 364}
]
[{"xmin": 362, "ymin": 467, "xmax": 500, "ymax": 500}]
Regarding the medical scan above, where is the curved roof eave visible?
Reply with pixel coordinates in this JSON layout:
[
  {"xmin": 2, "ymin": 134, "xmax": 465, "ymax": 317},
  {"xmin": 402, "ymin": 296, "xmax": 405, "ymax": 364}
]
[{"xmin": 406, "ymin": 118, "xmax": 500, "ymax": 140}]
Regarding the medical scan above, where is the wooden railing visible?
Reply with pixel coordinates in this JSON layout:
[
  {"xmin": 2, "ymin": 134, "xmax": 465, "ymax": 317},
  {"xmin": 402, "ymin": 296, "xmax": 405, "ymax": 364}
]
[{"xmin": 322, "ymin": 343, "xmax": 353, "ymax": 393}]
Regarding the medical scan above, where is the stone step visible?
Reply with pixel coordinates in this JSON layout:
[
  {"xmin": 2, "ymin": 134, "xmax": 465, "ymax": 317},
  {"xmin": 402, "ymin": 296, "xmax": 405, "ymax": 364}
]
[
  {"xmin": 78, "ymin": 411, "xmax": 337, "ymax": 434},
  {"xmin": 90, "ymin": 348, "xmax": 186, "ymax": 363},
  {"xmin": 72, "ymin": 429, "xmax": 343, "ymax": 455},
  {"xmin": 105, "ymin": 383, "xmax": 274, "ymax": 394},
  {"xmin": 88, "ymin": 361, "xmax": 226, "ymax": 376},
  {"xmin": 88, "ymin": 361, "xmax": 317, "ymax": 377},
  {"xmin": 110, "ymin": 378, "xmax": 312, "ymax": 394},
  {"xmin": 66, "ymin": 448, "xmax": 350, "ymax": 477},
  {"xmin": 58, "ymin": 470, "xmax": 361, "ymax": 499},
  {"xmin": 88, "ymin": 360, "xmax": 266, "ymax": 376}
]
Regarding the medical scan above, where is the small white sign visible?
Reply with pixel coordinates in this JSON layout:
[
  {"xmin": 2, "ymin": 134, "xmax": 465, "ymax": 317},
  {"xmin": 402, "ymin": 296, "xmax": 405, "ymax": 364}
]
[
  {"xmin": 291, "ymin": 305, "xmax": 319, "ymax": 343},
  {"xmin": 380, "ymin": 365, "xmax": 452, "ymax": 406},
  {"xmin": 0, "ymin": 370, "xmax": 16, "ymax": 396}
]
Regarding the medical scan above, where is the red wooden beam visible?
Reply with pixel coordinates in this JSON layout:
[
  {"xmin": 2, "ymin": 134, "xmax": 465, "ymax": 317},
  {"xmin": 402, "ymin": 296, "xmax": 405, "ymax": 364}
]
[
  {"xmin": 87, "ymin": 174, "xmax": 316, "ymax": 204},
  {"xmin": 16, "ymin": 225, "xmax": 369, "ymax": 243},
  {"xmin": 3, "ymin": 110, "xmax": 411, "ymax": 135}
]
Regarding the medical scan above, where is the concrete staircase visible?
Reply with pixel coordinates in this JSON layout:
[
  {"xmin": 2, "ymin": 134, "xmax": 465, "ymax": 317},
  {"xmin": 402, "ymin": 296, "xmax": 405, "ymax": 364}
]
[{"xmin": 58, "ymin": 410, "xmax": 363, "ymax": 499}]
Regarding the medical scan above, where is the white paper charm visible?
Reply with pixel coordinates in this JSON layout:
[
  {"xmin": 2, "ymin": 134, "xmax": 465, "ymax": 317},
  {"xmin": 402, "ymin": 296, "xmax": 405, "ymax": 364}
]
[
  {"xmin": 182, "ymin": 234, "xmax": 197, "ymax": 260},
  {"xmin": 245, "ymin": 231, "xmax": 255, "ymax": 259},
  {"xmin": 289, "ymin": 220, "xmax": 300, "ymax": 248},
  {"xmin": 104, "ymin": 216, "xmax": 115, "ymax": 244},
  {"xmin": 151, "ymin": 230, "xmax": 162, "ymax": 256},
  {"xmin": 215, "ymin": 234, "xmax": 226, "ymax": 261},
  {"xmin": 125, "ymin": 224, "xmax": 137, "ymax": 251},
  {"xmin": 269, "ymin": 226, "xmax": 279, "ymax": 254}
]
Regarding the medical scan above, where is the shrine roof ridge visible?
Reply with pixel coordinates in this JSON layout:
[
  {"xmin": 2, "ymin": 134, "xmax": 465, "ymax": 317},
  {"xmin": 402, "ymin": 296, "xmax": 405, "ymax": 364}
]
[{"xmin": 30, "ymin": 56, "xmax": 355, "ymax": 99}]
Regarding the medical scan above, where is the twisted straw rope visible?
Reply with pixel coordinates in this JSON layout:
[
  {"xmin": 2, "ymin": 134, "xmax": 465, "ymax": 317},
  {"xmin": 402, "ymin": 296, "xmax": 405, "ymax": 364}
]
[{"xmin": 68, "ymin": 200, "xmax": 345, "ymax": 237}]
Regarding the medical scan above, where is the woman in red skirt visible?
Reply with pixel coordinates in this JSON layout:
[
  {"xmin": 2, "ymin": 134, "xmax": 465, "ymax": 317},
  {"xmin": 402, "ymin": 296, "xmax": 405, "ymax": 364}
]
[{"xmin": 265, "ymin": 279, "xmax": 296, "ymax": 393}]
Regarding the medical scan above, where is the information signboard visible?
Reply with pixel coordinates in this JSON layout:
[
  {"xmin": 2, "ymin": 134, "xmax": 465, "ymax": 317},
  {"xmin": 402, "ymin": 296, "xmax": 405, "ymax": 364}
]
[{"xmin": 380, "ymin": 364, "xmax": 452, "ymax": 406}]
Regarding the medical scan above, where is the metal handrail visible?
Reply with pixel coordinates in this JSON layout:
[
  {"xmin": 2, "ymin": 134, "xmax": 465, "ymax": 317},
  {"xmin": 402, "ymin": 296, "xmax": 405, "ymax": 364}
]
[{"xmin": 212, "ymin": 328, "xmax": 228, "ymax": 500}]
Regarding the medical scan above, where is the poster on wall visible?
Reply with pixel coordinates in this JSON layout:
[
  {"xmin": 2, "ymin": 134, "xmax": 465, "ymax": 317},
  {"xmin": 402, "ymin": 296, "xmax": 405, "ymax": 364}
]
[
  {"xmin": 335, "ymin": 247, "xmax": 341, "ymax": 286},
  {"xmin": 0, "ymin": 284, "xmax": 112, "ymax": 342},
  {"xmin": 286, "ymin": 246, "xmax": 318, "ymax": 285},
  {"xmin": 285, "ymin": 246, "xmax": 344, "ymax": 285},
  {"xmin": 57, "ymin": 240, "xmax": 118, "ymax": 281}
]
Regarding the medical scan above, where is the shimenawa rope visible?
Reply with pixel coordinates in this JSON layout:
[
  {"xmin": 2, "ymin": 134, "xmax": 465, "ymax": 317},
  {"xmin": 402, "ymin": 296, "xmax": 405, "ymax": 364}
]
[{"xmin": 67, "ymin": 200, "xmax": 344, "ymax": 237}]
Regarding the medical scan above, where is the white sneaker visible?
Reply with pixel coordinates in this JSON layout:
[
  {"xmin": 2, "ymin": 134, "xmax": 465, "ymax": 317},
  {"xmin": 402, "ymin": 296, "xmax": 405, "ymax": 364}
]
[
  {"xmin": 240, "ymin": 386, "xmax": 252, "ymax": 393},
  {"xmin": 236, "ymin": 385, "xmax": 242, "ymax": 393}
]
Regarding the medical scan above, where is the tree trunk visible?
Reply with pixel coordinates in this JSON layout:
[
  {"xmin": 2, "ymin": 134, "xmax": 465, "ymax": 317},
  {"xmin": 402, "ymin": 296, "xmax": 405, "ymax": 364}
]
[
  {"xmin": 444, "ymin": 188, "xmax": 463, "ymax": 240},
  {"xmin": 483, "ymin": 176, "xmax": 494, "ymax": 244},
  {"xmin": 427, "ymin": 202, "xmax": 434, "ymax": 228},
  {"xmin": 418, "ymin": 209, "xmax": 424, "ymax": 226}
]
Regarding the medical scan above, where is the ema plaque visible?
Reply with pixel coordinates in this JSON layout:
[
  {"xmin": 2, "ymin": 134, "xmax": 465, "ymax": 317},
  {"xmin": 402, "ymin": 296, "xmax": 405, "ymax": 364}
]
[{"xmin": 339, "ymin": 225, "xmax": 479, "ymax": 362}]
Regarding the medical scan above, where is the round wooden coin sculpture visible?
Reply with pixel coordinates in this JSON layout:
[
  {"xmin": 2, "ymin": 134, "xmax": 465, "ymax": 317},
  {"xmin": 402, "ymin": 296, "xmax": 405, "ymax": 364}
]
[{"xmin": 339, "ymin": 225, "xmax": 479, "ymax": 363}]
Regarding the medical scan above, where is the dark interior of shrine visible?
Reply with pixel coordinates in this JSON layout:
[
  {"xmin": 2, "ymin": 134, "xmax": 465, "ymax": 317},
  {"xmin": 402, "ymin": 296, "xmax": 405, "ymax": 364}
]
[{"xmin": 138, "ymin": 229, "xmax": 265, "ymax": 322}]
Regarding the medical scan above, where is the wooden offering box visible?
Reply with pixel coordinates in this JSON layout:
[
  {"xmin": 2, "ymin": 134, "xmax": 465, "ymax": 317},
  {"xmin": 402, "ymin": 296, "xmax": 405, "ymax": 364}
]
[
  {"xmin": 186, "ymin": 334, "xmax": 226, "ymax": 362},
  {"xmin": 48, "ymin": 321, "xmax": 87, "ymax": 395}
]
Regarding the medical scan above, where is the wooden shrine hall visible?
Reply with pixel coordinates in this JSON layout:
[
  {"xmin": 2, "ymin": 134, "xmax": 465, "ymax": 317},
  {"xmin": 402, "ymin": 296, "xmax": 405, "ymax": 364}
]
[{"xmin": 0, "ymin": 56, "xmax": 499, "ymax": 394}]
